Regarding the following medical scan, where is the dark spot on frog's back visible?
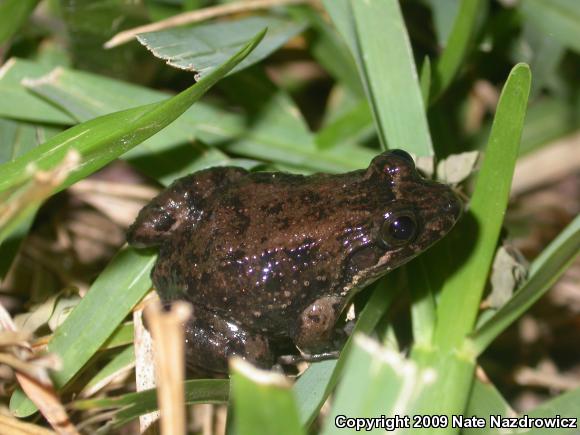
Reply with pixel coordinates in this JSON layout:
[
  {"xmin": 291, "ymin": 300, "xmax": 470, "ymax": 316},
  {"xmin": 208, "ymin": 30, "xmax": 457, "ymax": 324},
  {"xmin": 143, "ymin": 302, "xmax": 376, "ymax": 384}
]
[
  {"xmin": 261, "ymin": 202, "xmax": 283, "ymax": 215},
  {"xmin": 276, "ymin": 217, "xmax": 290, "ymax": 230}
]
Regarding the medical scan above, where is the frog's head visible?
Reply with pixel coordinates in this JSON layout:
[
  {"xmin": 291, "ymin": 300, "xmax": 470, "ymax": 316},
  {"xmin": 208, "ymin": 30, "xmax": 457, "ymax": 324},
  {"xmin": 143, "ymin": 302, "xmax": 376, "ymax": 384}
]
[{"xmin": 341, "ymin": 150, "xmax": 462, "ymax": 293}]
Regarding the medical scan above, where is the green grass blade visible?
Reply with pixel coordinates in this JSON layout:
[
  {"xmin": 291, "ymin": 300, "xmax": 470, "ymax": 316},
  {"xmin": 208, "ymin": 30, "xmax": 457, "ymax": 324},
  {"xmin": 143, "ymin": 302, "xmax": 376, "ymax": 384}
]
[
  {"xmin": 10, "ymin": 248, "xmax": 155, "ymax": 417},
  {"xmin": 431, "ymin": 0, "xmax": 483, "ymax": 101},
  {"xmin": 219, "ymin": 68, "xmax": 376, "ymax": 172},
  {"xmin": 71, "ymin": 379, "xmax": 229, "ymax": 429},
  {"xmin": 322, "ymin": 335, "xmax": 438, "ymax": 435},
  {"xmin": 521, "ymin": 21, "xmax": 566, "ymax": 97},
  {"xmin": 420, "ymin": 56, "xmax": 431, "ymax": 106},
  {"xmin": 137, "ymin": 16, "xmax": 305, "ymax": 78},
  {"xmin": 471, "ymin": 215, "xmax": 580, "ymax": 354},
  {"xmin": 315, "ymin": 100, "xmax": 373, "ymax": 150},
  {"xmin": 0, "ymin": 119, "xmax": 59, "ymax": 280},
  {"xmin": 231, "ymin": 360, "xmax": 304, "ymax": 435},
  {"xmin": 349, "ymin": 0, "xmax": 433, "ymax": 156},
  {"xmin": 0, "ymin": 59, "xmax": 75, "ymax": 124},
  {"xmin": 291, "ymin": 6, "xmax": 363, "ymax": 96},
  {"xmin": 81, "ymin": 346, "xmax": 135, "ymax": 397},
  {"xmin": 406, "ymin": 258, "xmax": 436, "ymax": 347},
  {"xmin": 0, "ymin": 216, "xmax": 32, "ymax": 281},
  {"xmin": 433, "ymin": 64, "xmax": 531, "ymax": 350},
  {"xmin": 24, "ymin": 59, "xmax": 374, "ymax": 174},
  {"xmin": 0, "ymin": 153, "xmax": 73, "ymax": 245},
  {"xmin": 527, "ymin": 388, "xmax": 580, "ymax": 434},
  {"xmin": 463, "ymin": 379, "xmax": 513, "ymax": 435},
  {"xmin": 322, "ymin": 0, "xmax": 357, "ymax": 59},
  {"xmin": 0, "ymin": 30, "xmax": 266, "ymax": 194},
  {"xmin": 521, "ymin": 0, "xmax": 580, "ymax": 53},
  {"xmin": 426, "ymin": 0, "xmax": 460, "ymax": 46},
  {"xmin": 0, "ymin": 0, "xmax": 40, "ymax": 44},
  {"xmin": 49, "ymin": 249, "xmax": 153, "ymax": 388},
  {"xmin": 102, "ymin": 322, "xmax": 134, "ymax": 350},
  {"xmin": 294, "ymin": 276, "xmax": 401, "ymax": 427}
]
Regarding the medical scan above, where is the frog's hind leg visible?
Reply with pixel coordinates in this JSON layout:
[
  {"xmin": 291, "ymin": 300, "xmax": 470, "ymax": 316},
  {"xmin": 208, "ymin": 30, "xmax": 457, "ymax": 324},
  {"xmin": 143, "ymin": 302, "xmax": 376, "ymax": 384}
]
[
  {"xmin": 127, "ymin": 167, "xmax": 247, "ymax": 248},
  {"xmin": 184, "ymin": 307, "xmax": 274, "ymax": 374}
]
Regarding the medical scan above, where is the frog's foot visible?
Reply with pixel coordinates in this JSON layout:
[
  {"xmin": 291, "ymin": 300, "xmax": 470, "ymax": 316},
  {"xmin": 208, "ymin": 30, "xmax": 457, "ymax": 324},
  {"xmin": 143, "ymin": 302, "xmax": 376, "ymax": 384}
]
[
  {"xmin": 291, "ymin": 295, "xmax": 348, "ymax": 360},
  {"xmin": 184, "ymin": 308, "xmax": 274, "ymax": 374}
]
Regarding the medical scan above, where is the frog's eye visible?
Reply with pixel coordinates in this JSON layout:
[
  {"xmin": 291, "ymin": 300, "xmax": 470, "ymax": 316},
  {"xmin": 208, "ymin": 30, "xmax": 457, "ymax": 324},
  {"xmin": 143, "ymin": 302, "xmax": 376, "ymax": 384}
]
[
  {"xmin": 381, "ymin": 212, "xmax": 418, "ymax": 246},
  {"xmin": 390, "ymin": 149, "xmax": 415, "ymax": 166}
]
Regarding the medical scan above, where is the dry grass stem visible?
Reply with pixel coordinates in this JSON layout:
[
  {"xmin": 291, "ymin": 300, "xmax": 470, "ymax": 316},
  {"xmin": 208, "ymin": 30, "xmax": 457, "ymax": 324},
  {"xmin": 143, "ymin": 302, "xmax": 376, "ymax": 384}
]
[
  {"xmin": 104, "ymin": 0, "xmax": 315, "ymax": 48},
  {"xmin": 0, "ymin": 413, "xmax": 56, "ymax": 435},
  {"xmin": 515, "ymin": 366, "xmax": 580, "ymax": 391},
  {"xmin": 69, "ymin": 180, "xmax": 159, "ymax": 200},
  {"xmin": 133, "ymin": 300, "xmax": 159, "ymax": 433},
  {"xmin": 15, "ymin": 373, "xmax": 80, "ymax": 435},
  {"xmin": 512, "ymin": 131, "xmax": 580, "ymax": 196},
  {"xmin": 144, "ymin": 300, "xmax": 192, "ymax": 435},
  {"xmin": 0, "ymin": 303, "xmax": 78, "ymax": 435}
]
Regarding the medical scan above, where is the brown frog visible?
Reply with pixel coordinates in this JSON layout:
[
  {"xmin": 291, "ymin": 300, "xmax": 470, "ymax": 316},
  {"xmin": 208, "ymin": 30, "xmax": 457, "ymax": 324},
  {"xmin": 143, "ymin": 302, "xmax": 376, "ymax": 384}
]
[{"xmin": 127, "ymin": 150, "xmax": 461, "ymax": 373}]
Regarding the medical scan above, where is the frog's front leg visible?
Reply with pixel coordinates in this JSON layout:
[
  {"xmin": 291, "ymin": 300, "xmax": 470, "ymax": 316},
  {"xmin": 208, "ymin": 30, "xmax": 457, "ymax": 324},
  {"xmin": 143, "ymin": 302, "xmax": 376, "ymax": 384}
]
[
  {"xmin": 184, "ymin": 307, "xmax": 274, "ymax": 374},
  {"xmin": 127, "ymin": 167, "xmax": 246, "ymax": 248},
  {"xmin": 291, "ymin": 295, "xmax": 347, "ymax": 362}
]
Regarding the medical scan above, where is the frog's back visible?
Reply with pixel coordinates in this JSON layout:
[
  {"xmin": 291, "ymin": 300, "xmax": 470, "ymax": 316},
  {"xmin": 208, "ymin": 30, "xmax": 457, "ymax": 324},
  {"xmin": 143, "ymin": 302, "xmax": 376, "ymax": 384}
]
[{"xmin": 152, "ymin": 169, "xmax": 386, "ymax": 333}]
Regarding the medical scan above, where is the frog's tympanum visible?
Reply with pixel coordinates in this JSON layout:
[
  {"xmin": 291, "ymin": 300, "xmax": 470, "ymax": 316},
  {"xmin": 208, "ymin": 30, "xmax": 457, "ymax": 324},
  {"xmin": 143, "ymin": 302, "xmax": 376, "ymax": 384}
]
[{"xmin": 128, "ymin": 150, "xmax": 461, "ymax": 373}]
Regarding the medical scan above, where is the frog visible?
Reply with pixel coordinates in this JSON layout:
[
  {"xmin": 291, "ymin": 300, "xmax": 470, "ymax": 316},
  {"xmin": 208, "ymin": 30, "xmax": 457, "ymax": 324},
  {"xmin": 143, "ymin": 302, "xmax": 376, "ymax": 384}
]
[{"xmin": 127, "ymin": 149, "xmax": 461, "ymax": 373}]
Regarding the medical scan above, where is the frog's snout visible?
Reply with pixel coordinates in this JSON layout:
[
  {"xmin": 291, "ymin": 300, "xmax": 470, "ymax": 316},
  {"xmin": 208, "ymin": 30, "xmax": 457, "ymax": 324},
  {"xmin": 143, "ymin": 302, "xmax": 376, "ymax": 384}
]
[
  {"xmin": 419, "ymin": 183, "xmax": 463, "ymax": 239},
  {"xmin": 443, "ymin": 190, "xmax": 463, "ymax": 222}
]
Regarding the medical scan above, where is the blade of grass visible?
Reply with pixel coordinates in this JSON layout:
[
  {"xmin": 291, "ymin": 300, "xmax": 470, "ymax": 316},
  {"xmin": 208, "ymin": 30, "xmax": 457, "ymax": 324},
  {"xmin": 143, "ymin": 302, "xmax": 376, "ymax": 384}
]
[
  {"xmin": 433, "ymin": 63, "xmax": 531, "ymax": 350},
  {"xmin": 0, "ymin": 59, "xmax": 75, "ymax": 124},
  {"xmin": 219, "ymin": 68, "xmax": 376, "ymax": 172},
  {"xmin": 70, "ymin": 379, "xmax": 229, "ymax": 429},
  {"xmin": 290, "ymin": 6, "xmax": 363, "ymax": 96},
  {"xmin": 10, "ymin": 248, "xmax": 155, "ymax": 417},
  {"xmin": 521, "ymin": 0, "xmax": 580, "ymax": 54},
  {"xmin": 322, "ymin": 335, "xmax": 436, "ymax": 435},
  {"xmin": 349, "ymin": 0, "xmax": 433, "ymax": 156},
  {"xmin": 402, "ymin": 64, "xmax": 531, "ymax": 426},
  {"xmin": 315, "ymin": 100, "xmax": 373, "ymax": 149},
  {"xmin": 137, "ymin": 15, "xmax": 306, "ymax": 79},
  {"xmin": 420, "ymin": 56, "xmax": 431, "ymax": 106},
  {"xmin": 80, "ymin": 346, "xmax": 135, "ymax": 398},
  {"xmin": 520, "ymin": 21, "xmax": 565, "ymax": 97},
  {"xmin": 101, "ymin": 322, "xmax": 134, "ymax": 350},
  {"xmin": 425, "ymin": 0, "xmax": 460, "ymax": 46},
  {"xmin": 463, "ymin": 379, "xmax": 513, "ymax": 435},
  {"xmin": 0, "ymin": 29, "xmax": 266, "ymax": 194},
  {"xmin": 0, "ymin": 119, "xmax": 60, "ymax": 280},
  {"xmin": 294, "ymin": 274, "xmax": 402, "ymax": 427},
  {"xmin": 322, "ymin": 0, "xmax": 432, "ymax": 156},
  {"xmin": 470, "ymin": 215, "xmax": 580, "ymax": 354},
  {"xmin": 430, "ymin": 0, "xmax": 484, "ymax": 101},
  {"xmin": 0, "ymin": 0, "xmax": 40, "ymax": 44},
  {"xmin": 0, "ymin": 151, "xmax": 79, "ymax": 245},
  {"xmin": 26, "ymin": 60, "xmax": 374, "ymax": 174},
  {"xmin": 231, "ymin": 359, "xmax": 304, "ymax": 435},
  {"xmin": 526, "ymin": 388, "xmax": 580, "ymax": 434},
  {"xmin": 406, "ymin": 258, "xmax": 436, "ymax": 347}
]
